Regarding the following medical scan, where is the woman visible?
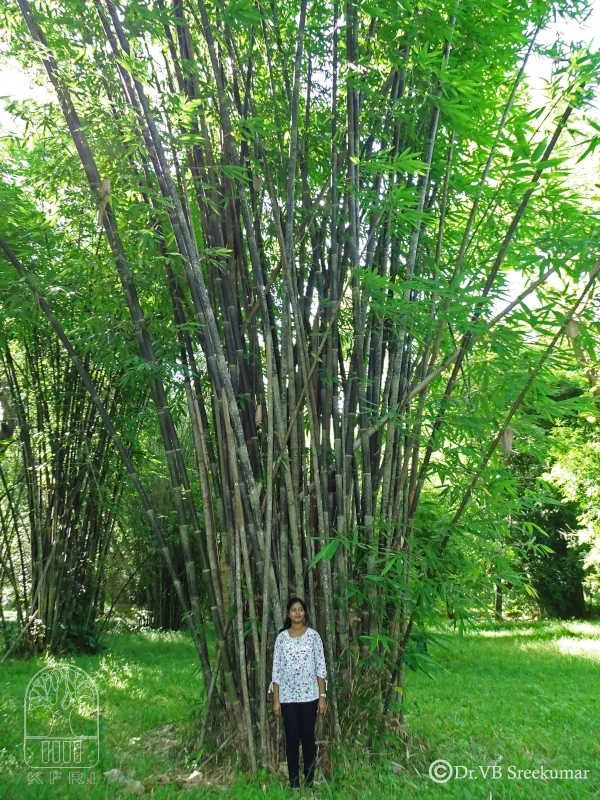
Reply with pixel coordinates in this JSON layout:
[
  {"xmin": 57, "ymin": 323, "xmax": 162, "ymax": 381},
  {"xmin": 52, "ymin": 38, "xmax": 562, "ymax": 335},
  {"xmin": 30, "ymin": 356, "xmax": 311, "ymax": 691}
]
[{"xmin": 269, "ymin": 597, "xmax": 327, "ymax": 790}]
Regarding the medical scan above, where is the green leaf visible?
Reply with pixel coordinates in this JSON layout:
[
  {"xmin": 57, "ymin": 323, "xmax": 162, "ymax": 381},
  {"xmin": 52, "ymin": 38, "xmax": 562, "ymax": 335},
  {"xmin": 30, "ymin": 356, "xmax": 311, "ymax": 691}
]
[{"xmin": 308, "ymin": 539, "xmax": 341, "ymax": 568}]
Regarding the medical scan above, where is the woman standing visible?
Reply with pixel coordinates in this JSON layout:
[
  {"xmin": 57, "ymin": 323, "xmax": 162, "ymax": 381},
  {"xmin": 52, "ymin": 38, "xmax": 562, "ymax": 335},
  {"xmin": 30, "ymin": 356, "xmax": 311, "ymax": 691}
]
[{"xmin": 269, "ymin": 597, "xmax": 328, "ymax": 790}]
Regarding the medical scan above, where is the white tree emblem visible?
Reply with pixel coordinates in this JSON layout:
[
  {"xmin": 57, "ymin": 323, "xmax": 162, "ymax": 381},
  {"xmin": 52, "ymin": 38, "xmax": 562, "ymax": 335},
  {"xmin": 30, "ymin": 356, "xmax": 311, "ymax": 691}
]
[{"xmin": 24, "ymin": 665, "xmax": 99, "ymax": 768}]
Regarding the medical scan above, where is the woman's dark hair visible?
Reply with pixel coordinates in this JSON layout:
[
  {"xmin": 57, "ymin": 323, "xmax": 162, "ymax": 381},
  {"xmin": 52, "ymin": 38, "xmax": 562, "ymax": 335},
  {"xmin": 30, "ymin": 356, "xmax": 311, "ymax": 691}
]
[{"xmin": 281, "ymin": 596, "xmax": 309, "ymax": 631}]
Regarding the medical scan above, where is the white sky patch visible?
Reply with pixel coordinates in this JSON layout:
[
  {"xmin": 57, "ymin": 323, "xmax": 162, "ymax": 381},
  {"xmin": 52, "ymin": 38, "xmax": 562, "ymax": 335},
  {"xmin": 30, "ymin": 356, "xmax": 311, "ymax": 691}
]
[
  {"xmin": 527, "ymin": 3, "xmax": 600, "ymax": 95},
  {"xmin": 0, "ymin": 58, "xmax": 50, "ymax": 135},
  {"xmin": 492, "ymin": 3, "xmax": 600, "ymax": 316}
]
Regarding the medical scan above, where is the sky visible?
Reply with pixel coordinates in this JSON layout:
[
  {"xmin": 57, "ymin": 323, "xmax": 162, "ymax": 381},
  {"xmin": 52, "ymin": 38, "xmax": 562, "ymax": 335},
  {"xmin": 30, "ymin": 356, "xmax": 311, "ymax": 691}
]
[
  {"xmin": 527, "ymin": 2, "xmax": 600, "ymax": 92},
  {"xmin": 494, "ymin": 4, "xmax": 600, "ymax": 313},
  {"xmin": 0, "ymin": 60, "xmax": 46, "ymax": 136}
]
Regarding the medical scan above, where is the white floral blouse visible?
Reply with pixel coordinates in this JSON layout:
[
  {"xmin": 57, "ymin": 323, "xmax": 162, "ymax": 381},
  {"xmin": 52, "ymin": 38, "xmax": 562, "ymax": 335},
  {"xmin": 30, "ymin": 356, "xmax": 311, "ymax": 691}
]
[{"xmin": 268, "ymin": 627, "xmax": 328, "ymax": 703}]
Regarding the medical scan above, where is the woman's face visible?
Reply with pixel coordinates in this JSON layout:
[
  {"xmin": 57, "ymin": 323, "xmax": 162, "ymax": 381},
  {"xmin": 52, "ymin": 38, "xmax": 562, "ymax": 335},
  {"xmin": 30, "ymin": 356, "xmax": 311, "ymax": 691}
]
[{"xmin": 289, "ymin": 602, "xmax": 305, "ymax": 624}]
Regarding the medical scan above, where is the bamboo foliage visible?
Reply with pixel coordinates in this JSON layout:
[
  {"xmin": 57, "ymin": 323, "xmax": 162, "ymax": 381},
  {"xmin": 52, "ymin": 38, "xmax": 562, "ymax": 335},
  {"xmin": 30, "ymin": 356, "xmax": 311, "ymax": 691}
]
[
  {"xmin": 0, "ymin": 239, "xmax": 213, "ymax": 666},
  {"xmin": 0, "ymin": 327, "xmax": 126, "ymax": 655},
  {"xmin": 1, "ymin": 0, "xmax": 600, "ymax": 768}
]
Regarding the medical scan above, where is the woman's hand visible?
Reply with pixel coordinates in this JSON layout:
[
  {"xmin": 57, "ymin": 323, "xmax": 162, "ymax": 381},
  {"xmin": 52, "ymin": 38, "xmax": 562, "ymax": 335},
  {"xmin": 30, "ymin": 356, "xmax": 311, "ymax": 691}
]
[
  {"xmin": 318, "ymin": 697, "xmax": 327, "ymax": 715},
  {"xmin": 273, "ymin": 699, "xmax": 281, "ymax": 717}
]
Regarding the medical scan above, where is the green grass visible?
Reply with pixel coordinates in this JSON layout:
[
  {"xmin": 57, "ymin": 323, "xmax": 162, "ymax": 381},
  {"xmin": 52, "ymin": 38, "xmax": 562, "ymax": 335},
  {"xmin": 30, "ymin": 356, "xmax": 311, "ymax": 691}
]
[
  {"xmin": 1, "ymin": 620, "xmax": 599, "ymax": 798},
  {"xmin": 398, "ymin": 619, "xmax": 600, "ymax": 799}
]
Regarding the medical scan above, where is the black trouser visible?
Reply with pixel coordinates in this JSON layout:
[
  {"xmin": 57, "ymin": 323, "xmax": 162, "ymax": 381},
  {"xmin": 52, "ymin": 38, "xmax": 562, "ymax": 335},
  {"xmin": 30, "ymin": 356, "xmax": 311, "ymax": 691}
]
[{"xmin": 281, "ymin": 699, "xmax": 319, "ymax": 787}]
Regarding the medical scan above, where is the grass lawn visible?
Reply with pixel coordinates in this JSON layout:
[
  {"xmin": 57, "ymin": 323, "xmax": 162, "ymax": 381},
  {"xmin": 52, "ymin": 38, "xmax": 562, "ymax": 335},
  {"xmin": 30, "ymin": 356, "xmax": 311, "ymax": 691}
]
[{"xmin": 1, "ymin": 620, "xmax": 599, "ymax": 799}]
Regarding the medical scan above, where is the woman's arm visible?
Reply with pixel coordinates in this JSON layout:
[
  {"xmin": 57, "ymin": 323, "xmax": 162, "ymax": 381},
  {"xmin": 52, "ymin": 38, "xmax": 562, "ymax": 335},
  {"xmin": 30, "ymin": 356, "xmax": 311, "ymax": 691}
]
[
  {"xmin": 314, "ymin": 631, "xmax": 327, "ymax": 685},
  {"xmin": 270, "ymin": 634, "xmax": 282, "ymax": 716},
  {"xmin": 314, "ymin": 631, "xmax": 328, "ymax": 714},
  {"xmin": 317, "ymin": 675, "xmax": 327, "ymax": 715},
  {"xmin": 273, "ymin": 682, "xmax": 281, "ymax": 715}
]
